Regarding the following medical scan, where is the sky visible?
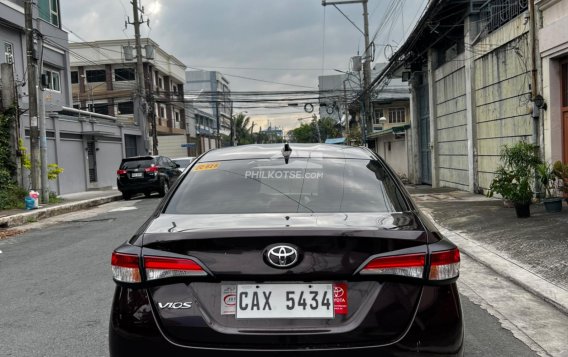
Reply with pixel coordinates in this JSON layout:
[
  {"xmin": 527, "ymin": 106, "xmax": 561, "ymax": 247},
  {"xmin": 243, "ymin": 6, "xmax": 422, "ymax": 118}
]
[{"xmin": 59, "ymin": 0, "xmax": 428, "ymax": 133}]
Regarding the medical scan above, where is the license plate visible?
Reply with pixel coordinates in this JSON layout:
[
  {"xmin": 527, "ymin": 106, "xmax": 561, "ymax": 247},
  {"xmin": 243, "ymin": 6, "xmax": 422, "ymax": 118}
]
[
  {"xmin": 131, "ymin": 172, "xmax": 143, "ymax": 178},
  {"xmin": 236, "ymin": 283, "xmax": 333, "ymax": 319}
]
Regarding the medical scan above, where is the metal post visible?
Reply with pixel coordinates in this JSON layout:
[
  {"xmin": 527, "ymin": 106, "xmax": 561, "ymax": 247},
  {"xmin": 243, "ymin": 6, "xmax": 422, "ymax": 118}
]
[{"xmin": 361, "ymin": 0, "xmax": 371, "ymax": 146}]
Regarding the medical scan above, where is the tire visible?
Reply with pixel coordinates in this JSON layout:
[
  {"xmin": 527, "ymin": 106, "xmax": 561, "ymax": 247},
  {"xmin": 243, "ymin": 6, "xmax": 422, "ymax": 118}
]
[
  {"xmin": 158, "ymin": 180, "xmax": 169, "ymax": 197},
  {"xmin": 122, "ymin": 192, "xmax": 131, "ymax": 200}
]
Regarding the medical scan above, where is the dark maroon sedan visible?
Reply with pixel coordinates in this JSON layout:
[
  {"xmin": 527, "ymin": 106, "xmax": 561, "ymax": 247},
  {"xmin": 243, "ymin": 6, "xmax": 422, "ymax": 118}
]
[{"xmin": 109, "ymin": 143, "xmax": 463, "ymax": 356}]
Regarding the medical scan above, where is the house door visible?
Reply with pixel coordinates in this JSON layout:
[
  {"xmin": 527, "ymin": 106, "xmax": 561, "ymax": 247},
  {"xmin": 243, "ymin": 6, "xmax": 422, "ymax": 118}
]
[
  {"xmin": 563, "ymin": 62, "xmax": 568, "ymax": 163},
  {"xmin": 87, "ymin": 139, "xmax": 98, "ymax": 184},
  {"xmin": 418, "ymin": 76, "xmax": 432, "ymax": 184}
]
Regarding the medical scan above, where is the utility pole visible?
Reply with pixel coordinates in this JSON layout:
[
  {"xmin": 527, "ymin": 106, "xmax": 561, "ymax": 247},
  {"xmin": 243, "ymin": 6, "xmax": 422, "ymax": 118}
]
[
  {"xmin": 322, "ymin": 0, "xmax": 371, "ymax": 146},
  {"xmin": 38, "ymin": 34, "xmax": 49, "ymax": 203},
  {"xmin": 343, "ymin": 79, "xmax": 349, "ymax": 136},
  {"xmin": 129, "ymin": 0, "xmax": 149, "ymax": 154},
  {"xmin": 25, "ymin": 0, "xmax": 40, "ymax": 194}
]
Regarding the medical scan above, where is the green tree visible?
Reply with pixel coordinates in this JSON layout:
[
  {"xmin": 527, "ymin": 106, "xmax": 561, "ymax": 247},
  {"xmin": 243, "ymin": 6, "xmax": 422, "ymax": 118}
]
[
  {"xmin": 233, "ymin": 113, "xmax": 252, "ymax": 145},
  {"xmin": 287, "ymin": 116, "xmax": 342, "ymax": 143}
]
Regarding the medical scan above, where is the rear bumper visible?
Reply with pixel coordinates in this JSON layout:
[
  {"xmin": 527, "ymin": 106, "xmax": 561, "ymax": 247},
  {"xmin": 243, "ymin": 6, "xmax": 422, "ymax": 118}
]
[
  {"xmin": 109, "ymin": 284, "xmax": 463, "ymax": 356},
  {"xmin": 117, "ymin": 177, "xmax": 161, "ymax": 193}
]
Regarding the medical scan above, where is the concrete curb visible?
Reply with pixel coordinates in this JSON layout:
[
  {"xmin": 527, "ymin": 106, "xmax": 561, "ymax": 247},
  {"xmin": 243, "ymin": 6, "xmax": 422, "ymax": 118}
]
[
  {"xmin": 420, "ymin": 209, "xmax": 568, "ymax": 315},
  {"xmin": 0, "ymin": 194, "xmax": 123, "ymax": 228}
]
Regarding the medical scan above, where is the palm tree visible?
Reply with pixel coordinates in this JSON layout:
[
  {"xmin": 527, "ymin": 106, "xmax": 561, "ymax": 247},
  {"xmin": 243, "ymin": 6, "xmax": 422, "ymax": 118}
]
[{"xmin": 233, "ymin": 112, "xmax": 251, "ymax": 145}]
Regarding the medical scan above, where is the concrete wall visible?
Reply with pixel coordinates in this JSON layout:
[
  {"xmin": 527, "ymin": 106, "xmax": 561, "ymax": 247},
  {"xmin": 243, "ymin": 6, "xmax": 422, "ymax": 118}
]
[
  {"xmin": 473, "ymin": 16, "xmax": 533, "ymax": 190},
  {"xmin": 375, "ymin": 133, "xmax": 408, "ymax": 178},
  {"xmin": 434, "ymin": 53, "xmax": 469, "ymax": 190},
  {"xmin": 157, "ymin": 135, "xmax": 187, "ymax": 158}
]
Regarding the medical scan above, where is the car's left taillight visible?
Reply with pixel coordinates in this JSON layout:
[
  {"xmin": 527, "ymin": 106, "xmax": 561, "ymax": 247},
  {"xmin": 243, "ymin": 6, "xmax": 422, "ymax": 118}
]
[
  {"xmin": 144, "ymin": 256, "xmax": 207, "ymax": 280},
  {"xmin": 111, "ymin": 252, "xmax": 141, "ymax": 283},
  {"xmin": 116, "ymin": 169, "xmax": 127, "ymax": 177}
]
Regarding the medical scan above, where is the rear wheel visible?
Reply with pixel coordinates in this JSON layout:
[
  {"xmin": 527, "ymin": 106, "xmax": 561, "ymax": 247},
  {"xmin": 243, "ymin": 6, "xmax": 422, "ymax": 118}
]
[
  {"xmin": 158, "ymin": 180, "xmax": 169, "ymax": 197},
  {"xmin": 122, "ymin": 192, "xmax": 131, "ymax": 200}
]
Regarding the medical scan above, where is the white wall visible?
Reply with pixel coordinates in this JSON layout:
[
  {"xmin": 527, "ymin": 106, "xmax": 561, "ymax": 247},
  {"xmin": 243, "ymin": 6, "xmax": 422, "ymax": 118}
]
[{"xmin": 158, "ymin": 135, "xmax": 187, "ymax": 158}]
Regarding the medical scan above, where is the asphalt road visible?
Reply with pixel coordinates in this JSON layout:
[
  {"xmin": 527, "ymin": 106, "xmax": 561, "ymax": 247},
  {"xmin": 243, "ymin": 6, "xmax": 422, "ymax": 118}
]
[{"xmin": 0, "ymin": 198, "xmax": 543, "ymax": 356}]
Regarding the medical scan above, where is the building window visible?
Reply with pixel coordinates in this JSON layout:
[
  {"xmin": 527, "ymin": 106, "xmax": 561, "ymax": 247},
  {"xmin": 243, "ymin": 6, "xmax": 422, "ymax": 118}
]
[
  {"xmin": 388, "ymin": 108, "xmax": 406, "ymax": 124},
  {"xmin": 114, "ymin": 68, "xmax": 135, "ymax": 81},
  {"xmin": 117, "ymin": 101, "xmax": 134, "ymax": 115},
  {"xmin": 70, "ymin": 71, "xmax": 78, "ymax": 84},
  {"xmin": 175, "ymin": 112, "xmax": 180, "ymax": 122},
  {"xmin": 158, "ymin": 77, "xmax": 163, "ymax": 89},
  {"xmin": 88, "ymin": 103, "xmax": 109, "ymax": 115},
  {"xmin": 38, "ymin": 0, "xmax": 60, "ymax": 27},
  {"xmin": 86, "ymin": 69, "xmax": 106, "ymax": 83},
  {"xmin": 160, "ymin": 106, "xmax": 165, "ymax": 118},
  {"xmin": 373, "ymin": 109, "xmax": 384, "ymax": 124},
  {"xmin": 4, "ymin": 42, "xmax": 14, "ymax": 64},
  {"xmin": 43, "ymin": 69, "xmax": 60, "ymax": 91}
]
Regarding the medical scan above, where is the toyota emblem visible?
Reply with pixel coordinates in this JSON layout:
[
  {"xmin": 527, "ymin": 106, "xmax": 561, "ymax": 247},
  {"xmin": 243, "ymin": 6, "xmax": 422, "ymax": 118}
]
[{"xmin": 264, "ymin": 244, "xmax": 300, "ymax": 268}]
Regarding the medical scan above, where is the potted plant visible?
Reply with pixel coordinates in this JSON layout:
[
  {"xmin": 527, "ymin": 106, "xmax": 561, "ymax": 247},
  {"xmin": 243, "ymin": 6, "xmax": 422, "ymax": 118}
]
[
  {"xmin": 487, "ymin": 141, "xmax": 541, "ymax": 218},
  {"xmin": 552, "ymin": 160, "xmax": 568, "ymax": 203},
  {"xmin": 536, "ymin": 162, "xmax": 562, "ymax": 212}
]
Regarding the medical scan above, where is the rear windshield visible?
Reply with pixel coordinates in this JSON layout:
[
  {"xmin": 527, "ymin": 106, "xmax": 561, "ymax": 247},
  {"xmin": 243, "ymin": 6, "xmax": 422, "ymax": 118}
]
[
  {"xmin": 165, "ymin": 158, "xmax": 408, "ymax": 214},
  {"xmin": 120, "ymin": 159, "xmax": 154, "ymax": 169}
]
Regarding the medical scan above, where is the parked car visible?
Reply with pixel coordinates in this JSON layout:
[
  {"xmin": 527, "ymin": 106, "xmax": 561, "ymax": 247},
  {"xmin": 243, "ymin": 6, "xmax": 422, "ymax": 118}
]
[
  {"xmin": 116, "ymin": 155, "xmax": 182, "ymax": 200},
  {"xmin": 171, "ymin": 156, "xmax": 196, "ymax": 172},
  {"xmin": 110, "ymin": 144, "xmax": 463, "ymax": 356}
]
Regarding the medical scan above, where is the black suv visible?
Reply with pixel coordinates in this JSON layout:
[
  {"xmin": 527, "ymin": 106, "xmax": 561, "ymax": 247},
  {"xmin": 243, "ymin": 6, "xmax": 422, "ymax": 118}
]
[{"xmin": 116, "ymin": 155, "xmax": 182, "ymax": 200}]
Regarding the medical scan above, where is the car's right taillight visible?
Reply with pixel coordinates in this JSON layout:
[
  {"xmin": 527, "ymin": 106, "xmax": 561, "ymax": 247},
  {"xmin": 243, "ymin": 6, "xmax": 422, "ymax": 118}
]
[
  {"xmin": 359, "ymin": 253, "xmax": 426, "ymax": 278},
  {"xmin": 429, "ymin": 248, "xmax": 460, "ymax": 280},
  {"xmin": 111, "ymin": 252, "xmax": 141, "ymax": 283},
  {"xmin": 145, "ymin": 165, "xmax": 159, "ymax": 173}
]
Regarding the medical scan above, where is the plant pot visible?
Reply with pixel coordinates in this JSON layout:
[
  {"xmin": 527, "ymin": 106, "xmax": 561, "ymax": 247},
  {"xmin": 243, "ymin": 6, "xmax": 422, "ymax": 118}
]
[
  {"xmin": 543, "ymin": 198, "xmax": 563, "ymax": 213},
  {"xmin": 514, "ymin": 202, "xmax": 531, "ymax": 218},
  {"xmin": 503, "ymin": 199, "xmax": 514, "ymax": 208}
]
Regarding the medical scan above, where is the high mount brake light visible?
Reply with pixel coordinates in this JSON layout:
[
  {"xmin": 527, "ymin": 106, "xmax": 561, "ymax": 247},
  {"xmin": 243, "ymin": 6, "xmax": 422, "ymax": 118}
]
[
  {"xmin": 111, "ymin": 252, "xmax": 141, "ymax": 283},
  {"xmin": 359, "ymin": 248, "xmax": 460, "ymax": 280},
  {"xmin": 144, "ymin": 256, "xmax": 207, "ymax": 281},
  {"xmin": 429, "ymin": 248, "xmax": 460, "ymax": 280},
  {"xmin": 145, "ymin": 165, "xmax": 159, "ymax": 173},
  {"xmin": 360, "ymin": 253, "xmax": 425, "ymax": 278}
]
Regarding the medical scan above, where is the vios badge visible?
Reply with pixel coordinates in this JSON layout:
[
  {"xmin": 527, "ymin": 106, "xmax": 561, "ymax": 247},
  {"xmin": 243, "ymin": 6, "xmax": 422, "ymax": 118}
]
[{"xmin": 264, "ymin": 244, "xmax": 300, "ymax": 268}]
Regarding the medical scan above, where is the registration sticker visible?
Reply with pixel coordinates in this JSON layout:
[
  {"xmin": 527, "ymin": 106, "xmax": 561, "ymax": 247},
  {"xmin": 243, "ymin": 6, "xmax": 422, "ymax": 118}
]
[
  {"xmin": 221, "ymin": 285, "xmax": 237, "ymax": 315},
  {"xmin": 333, "ymin": 283, "xmax": 348, "ymax": 315},
  {"xmin": 194, "ymin": 162, "xmax": 220, "ymax": 171}
]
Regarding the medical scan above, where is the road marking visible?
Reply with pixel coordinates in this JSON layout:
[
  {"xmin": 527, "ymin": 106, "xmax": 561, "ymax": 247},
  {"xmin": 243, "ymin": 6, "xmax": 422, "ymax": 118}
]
[{"xmin": 109, "ymin": 207, "xmax": 138, "ymax": 212}]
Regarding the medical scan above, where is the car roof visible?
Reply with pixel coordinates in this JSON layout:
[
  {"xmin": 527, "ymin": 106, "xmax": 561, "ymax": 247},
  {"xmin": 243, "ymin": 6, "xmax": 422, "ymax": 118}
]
[
  {"xmin": 171, "ymin": 156, "xmax": 195, "ymax": 160},
  {"xmin": 199, "ymin": 143, "xmax": 375, "ymax": 162},
  {"xmin": 121, "ymin": 155, "xmax": 159, "ymax": 161}
]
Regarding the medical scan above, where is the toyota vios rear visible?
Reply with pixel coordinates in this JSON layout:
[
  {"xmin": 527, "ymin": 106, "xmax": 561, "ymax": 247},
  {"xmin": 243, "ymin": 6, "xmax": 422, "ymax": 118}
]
[{"xmin": 109, "ymin": 144, "xmax": 463, "ymax": 356}]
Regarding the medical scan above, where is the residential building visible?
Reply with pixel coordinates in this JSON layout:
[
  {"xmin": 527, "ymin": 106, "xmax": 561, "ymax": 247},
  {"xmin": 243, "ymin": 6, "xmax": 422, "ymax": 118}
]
[
  {"xmin": 185, "ymin": 70, "xmax": 232, "ymax": 147},
  {"xmin": 537, "ymin": 0, "xmax": 568, "ymax": 164},
  {"xmin": 373, "ymin": 0, "xmax": 542, "ymax": 193},
  {"xmin": 0, "ymin": 0, "xmax": 143, "ymax": 195},
  {"xmin": 367, "ymin": 73, "xmax": 411, "ymax": 178},
  {"xmin": 69, "ymin": 38, "xmax": 189, "ymax": 158}
]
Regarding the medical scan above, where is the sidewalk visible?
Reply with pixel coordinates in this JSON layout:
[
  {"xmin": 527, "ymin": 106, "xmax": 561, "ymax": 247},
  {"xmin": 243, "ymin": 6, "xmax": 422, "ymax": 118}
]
[
  {"xmin": 1, "ymin": 185, "xmax": 567, "ymax": 315},
  {"xmin": 407, "ymin": 185, "xmax": 568, "ymax": 315},
  {"xmin": 0, "ymin": 189, "xmax": 122, "ymax": 233}
]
